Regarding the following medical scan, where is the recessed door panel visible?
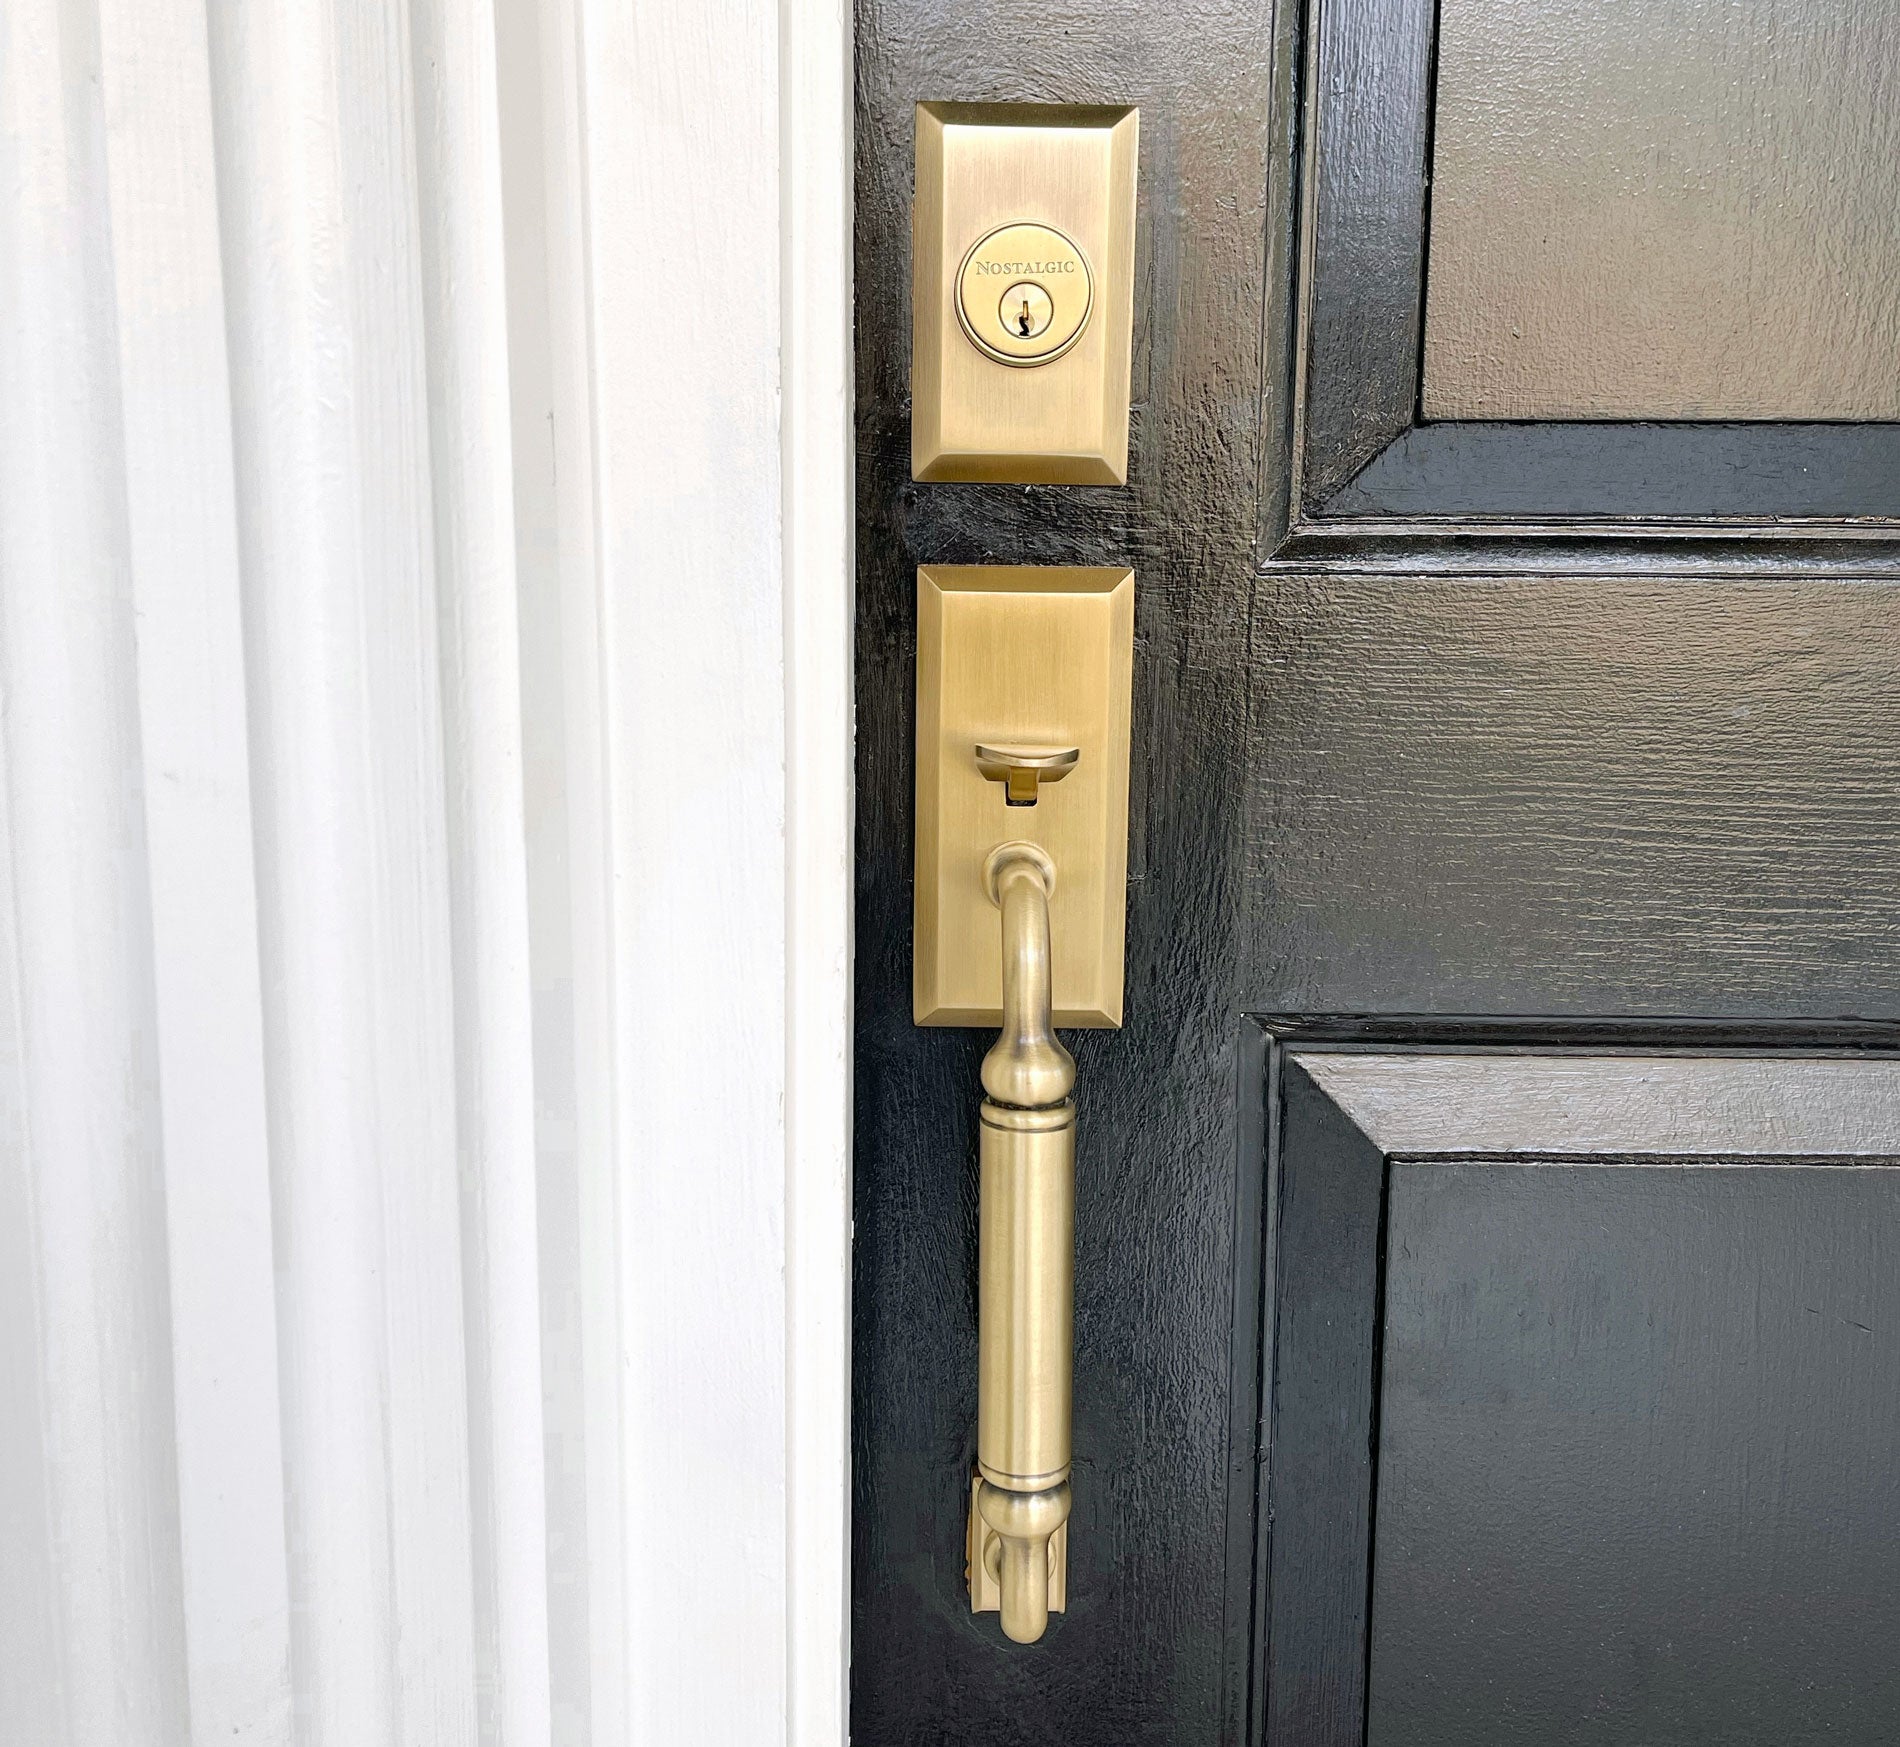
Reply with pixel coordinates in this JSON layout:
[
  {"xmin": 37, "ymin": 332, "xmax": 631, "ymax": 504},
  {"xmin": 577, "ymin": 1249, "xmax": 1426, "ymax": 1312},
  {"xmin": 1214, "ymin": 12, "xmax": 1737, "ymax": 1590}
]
[
  {"xmin": 1371, "ymin": 1160, "xmax": 1900, "ymax": 1745},
  {"xmin": 1422, "ymin": 0, "xmax": 1900, "ymax": 421},
  {"xmin": 1264, "ymin": 1053, "xmax": 1900, "ymax": 1747}
]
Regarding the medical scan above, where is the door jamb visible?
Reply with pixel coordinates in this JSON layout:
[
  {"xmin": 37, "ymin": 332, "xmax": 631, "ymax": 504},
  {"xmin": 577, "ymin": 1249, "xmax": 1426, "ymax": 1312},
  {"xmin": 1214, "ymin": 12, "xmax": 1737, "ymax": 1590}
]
[{"xmin": 511, "ymin": 0, "xmax": 855, "ymax": 1735}]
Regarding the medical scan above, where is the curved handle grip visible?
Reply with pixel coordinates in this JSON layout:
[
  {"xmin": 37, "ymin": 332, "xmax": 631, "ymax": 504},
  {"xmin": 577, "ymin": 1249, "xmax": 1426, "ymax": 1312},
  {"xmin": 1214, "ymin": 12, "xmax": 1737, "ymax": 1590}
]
[
  {"xmin": 972, "ymin": 842, "xmax": 1075, "ymax": 1643},
  {"xmin": 981, "ymin": 842, "xmax": 1075, "ymax": 1110}
]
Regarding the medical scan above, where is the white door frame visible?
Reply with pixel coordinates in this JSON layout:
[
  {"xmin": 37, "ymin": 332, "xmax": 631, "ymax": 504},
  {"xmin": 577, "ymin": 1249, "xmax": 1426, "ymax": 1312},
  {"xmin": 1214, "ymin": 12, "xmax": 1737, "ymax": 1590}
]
[
  {"xmin": 1, "ymin": 0, "xmax": 853, "ymax": 1738},
  {"xmin": 499, "ymin": 0, "xmax": 855, "ymax": 1737}
]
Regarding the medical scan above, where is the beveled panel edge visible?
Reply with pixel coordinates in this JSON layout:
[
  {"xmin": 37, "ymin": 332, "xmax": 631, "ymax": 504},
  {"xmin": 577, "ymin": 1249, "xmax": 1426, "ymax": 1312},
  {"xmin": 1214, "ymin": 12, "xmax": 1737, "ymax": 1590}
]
[
  {"xmin": 1290, "ymin": 1050, "xmax": 1900, "ymax": 1159},
  {"xmin": 1279, "ymin": 0, "xmax": 1900, "ymax": 549},
  {"xmin": 1292, "ymin": 0, "xmax": 1436, "ymax": 507},
  {"xmin": 1318, "ymin": 421, "xmax": 1900, "ymax": 526},
  {"xmin": 1261, "ymin": 522, "xmax": 1900, "ymax": 578}
]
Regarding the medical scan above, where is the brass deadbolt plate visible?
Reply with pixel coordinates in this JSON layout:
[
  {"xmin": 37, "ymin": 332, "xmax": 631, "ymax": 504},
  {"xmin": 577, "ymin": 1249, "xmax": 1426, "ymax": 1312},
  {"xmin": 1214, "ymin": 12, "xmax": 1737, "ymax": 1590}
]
[
  {"xmin": 956, "ymin": 223, "xmax": 1094, "ymax": 366},
  {"xmin": 914, "ymin": 566, "xmax": 1133, "ymax": 1028},
  {"xmin": 911, "ymin": 102, "xmax": 1139, "ymax": 484}
]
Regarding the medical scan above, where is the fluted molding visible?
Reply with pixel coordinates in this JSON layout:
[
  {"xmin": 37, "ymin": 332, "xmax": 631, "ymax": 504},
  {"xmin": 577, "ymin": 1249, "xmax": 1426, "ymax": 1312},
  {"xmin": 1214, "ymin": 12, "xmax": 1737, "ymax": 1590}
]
[{"xmin": 0, "ymin": 0, "xmax": 850, "ymax": 1741}]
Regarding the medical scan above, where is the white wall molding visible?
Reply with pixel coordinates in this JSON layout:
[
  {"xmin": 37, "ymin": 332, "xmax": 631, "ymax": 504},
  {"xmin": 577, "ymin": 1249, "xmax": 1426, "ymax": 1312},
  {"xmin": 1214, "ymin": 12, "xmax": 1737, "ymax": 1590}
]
[
  {"xmin": 0, "ymin": 0, "xmax": 852, "ymax": 1737},
  {"xmin": 781, "ymin": 0, "xmax": 856, "ymax": 1739}
]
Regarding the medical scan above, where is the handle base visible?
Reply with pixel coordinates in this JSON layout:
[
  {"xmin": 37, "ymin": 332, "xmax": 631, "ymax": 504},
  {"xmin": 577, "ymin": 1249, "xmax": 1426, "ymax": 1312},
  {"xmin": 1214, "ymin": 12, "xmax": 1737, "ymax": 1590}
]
[{"xmin": 967, "ymin": 1475, "xmax": 1068, "ymax": 1637}]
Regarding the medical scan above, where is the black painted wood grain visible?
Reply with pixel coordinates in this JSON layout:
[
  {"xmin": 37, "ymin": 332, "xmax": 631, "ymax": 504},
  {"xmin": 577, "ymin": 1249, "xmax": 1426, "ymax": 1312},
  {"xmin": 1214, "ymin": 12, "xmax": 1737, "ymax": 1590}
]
[
  {"xmin": 1298, "ymin": 0, "xmax": 1436, "ymax": 505},
  {"xmin": 1370, "ymin": 1159, "xmax": 1900, "ymax": 1746},
  {"xmin": 1246, "ymin": 572, "xmax": 1900, "ymax": 1019},
  {"xmin": 1329, "ymin": 422, "xmax": 1900, "ymax": 521},
  {"xmin": 852, "ymin": 3, "xmax": 1900, "ymax": 1745},
  {"xmin": 852, "ymin": 1, "xmax": 1274, "ymax": 1741}
]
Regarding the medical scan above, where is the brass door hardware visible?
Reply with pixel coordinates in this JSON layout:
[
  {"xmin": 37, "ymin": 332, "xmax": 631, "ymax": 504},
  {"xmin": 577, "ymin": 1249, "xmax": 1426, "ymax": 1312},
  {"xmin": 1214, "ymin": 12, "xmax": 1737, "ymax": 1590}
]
[
  {"xmin": 914, "ymin": 566, "xmax": 1133, "ymax": 1028},
  {"xmin": 912, "ymin": 103, "xmax": 1138, "ymax": 484},
  {"xmin": 912, "ymin": 566, "xmax": 1133, "ymax": 1643},
  {"xmin": 975, "ymin": 742, "xmax": 1079, "ymax": 806},
  {"xmin": 956, "ymin": 223, "xmax": 1093, "ymax": 366},
  {"xmin": 970, "ymin": 842, "xmax": 1074, "ymax": 1643}
]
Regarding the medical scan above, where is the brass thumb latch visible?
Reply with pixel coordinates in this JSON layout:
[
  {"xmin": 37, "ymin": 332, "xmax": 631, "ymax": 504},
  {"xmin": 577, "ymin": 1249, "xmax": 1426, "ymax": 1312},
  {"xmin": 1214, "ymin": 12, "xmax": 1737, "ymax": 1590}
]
[
  {"xmin": 969, "ymin": 838, "xmax": 1075, "ymax": 1643},
  {"xmin": 975, "ymin": 742, "xmax": 1080, "ymax": 807}
]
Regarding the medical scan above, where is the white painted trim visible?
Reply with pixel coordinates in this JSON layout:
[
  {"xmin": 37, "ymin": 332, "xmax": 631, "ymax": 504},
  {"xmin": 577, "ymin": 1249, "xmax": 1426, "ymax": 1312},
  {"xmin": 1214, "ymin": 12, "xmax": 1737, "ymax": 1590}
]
[
  {"xmin": 1, "ymin": 0, "xmax": 852, "ymax": 1737},
  {"xmin": 505, "ymin": 0, "xmax": 854, "ymax": 1735},
  {"xmin": 782, "ymin": 1, "xmax": 857, "ymax": 1741}
]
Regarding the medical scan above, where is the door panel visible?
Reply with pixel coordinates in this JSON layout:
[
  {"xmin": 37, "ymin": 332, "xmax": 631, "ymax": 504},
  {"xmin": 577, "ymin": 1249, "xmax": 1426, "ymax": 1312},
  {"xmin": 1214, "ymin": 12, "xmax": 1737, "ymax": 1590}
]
[
  {"xmin": 1266, "ymin": 1053, "xmax": 1900, "ymax": 1747},
  {"xmin": 1249, "ymin": 574, "xmax": 1900, "ymax": 1015},
  {"xmin": 852, "ymin": 0, "xmax": 1900, "ymax": 1742},
  {"xmin": 1293, "ymin": 0, "xmax": 1900, "ymax": 528},
  {"xmin": 1373, "ymin": 1160, "xmax": 1900, "ymax": 1745},
  {"xmin": 1422, "ymin": 0, "xmax": 1900, "ymax": 421}
]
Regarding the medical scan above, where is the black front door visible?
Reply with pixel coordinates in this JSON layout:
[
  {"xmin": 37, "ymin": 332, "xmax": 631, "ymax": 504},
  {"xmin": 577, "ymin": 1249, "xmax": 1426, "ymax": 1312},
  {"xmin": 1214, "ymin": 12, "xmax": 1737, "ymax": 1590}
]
[{"xmin": 852, "ymin": 0, "xmax": 1900, "ymax": 1741}]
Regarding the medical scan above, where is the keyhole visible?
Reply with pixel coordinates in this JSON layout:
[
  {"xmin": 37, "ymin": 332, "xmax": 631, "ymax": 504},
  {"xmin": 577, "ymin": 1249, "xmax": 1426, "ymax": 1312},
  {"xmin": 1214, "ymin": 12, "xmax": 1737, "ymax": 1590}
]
[{"xmin": 997, "ymin": 281, "xmax": 1053, "ymax": 343}]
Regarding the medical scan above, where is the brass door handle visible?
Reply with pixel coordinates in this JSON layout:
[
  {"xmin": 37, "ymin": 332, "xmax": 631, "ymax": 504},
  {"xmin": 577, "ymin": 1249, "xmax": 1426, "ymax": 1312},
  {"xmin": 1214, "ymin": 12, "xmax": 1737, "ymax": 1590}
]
[
  {"xmin": 913, "ymin": 565, "xmax": 1132, "ymax": 1644},
  {"xmin": 972, "ymin": 841, "xmax": 1075, "ymax": 1643}
]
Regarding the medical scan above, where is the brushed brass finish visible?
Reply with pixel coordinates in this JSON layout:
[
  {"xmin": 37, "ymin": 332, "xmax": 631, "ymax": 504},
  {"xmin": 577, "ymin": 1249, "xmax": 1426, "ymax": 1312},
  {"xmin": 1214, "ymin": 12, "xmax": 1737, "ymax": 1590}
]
[
  {"xmin": 967, "ymin": 1476, "xmax": 1067, "ymax": 1619},
  {"xmin": 974, "ymin": 742, "xmax": 1079, "ymax": 806},
  {"xmin": 912, "ymin": 102, "xmax": 1138, "ymax": 483},
  {"xmin": 969, "ymin": 844, "xmax": 1074, "ymax": 1643},
  {"xmin": 915, "ymin": 570, "xmax": 1132, "ymax": 1642},
  {"xmin": 955, "ymin": 222, "xmax": 1093, "ymax": 366},
  {"xmin": 913, "ymin": 567, "xmax": 1133, "ymax": 1028}
]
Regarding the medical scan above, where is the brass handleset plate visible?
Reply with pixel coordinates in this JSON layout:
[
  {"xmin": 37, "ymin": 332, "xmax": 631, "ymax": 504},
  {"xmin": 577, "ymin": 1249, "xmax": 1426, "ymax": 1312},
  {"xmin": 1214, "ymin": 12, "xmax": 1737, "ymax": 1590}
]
[
  {"xmin": 912, "ymin": 102, "xmax": 1139, "ymax": 483},
  {"xmin": 907, "ymin": 99, "xmax": 1138, "ymax": 1646},
  {"xmin": 913, "ymin": 566, "xmax": 1133, "ymax": 1028}
]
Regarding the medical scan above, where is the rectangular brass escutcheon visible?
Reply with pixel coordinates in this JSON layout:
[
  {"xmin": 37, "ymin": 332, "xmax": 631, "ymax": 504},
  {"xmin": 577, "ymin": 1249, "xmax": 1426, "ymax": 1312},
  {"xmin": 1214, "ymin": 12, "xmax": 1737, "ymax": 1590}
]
[
  {"xmin": 912, "ymin": 103, "xmax": 1139, "ymax": 484},
  {"xmin": 913, "ymin": 565, "xmax": 1133, "ymax": 1028}
]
